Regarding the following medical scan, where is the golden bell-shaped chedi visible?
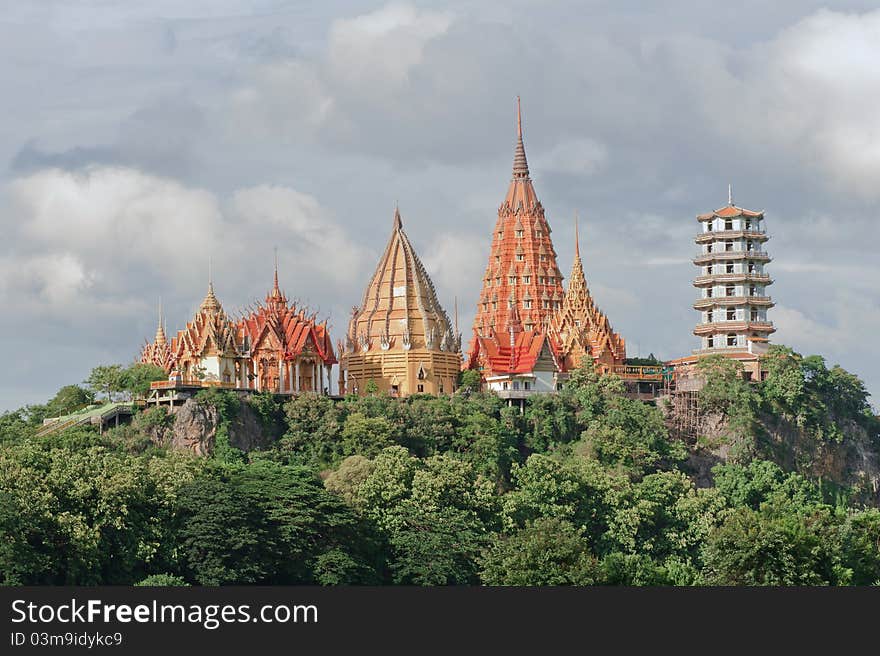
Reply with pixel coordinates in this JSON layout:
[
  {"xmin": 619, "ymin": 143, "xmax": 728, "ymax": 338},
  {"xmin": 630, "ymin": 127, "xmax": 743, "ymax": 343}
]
[{"xmin": 339, "ymin": 207, "xmax": 462, "ymax": 397}]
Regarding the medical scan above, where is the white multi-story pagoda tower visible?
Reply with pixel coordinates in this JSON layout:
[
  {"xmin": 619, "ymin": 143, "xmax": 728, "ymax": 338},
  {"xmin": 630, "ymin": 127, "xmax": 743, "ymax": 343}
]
[{"xmin": 692, "ymin": 187, "xmax": 775, "ymax": 356}]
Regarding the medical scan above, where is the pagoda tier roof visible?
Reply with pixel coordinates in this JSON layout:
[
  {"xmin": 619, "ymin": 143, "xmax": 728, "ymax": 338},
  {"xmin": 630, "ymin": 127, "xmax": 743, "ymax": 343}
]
[{"xmin": 697, "ymin": 204, "xmax": 764, "ymax": 220}]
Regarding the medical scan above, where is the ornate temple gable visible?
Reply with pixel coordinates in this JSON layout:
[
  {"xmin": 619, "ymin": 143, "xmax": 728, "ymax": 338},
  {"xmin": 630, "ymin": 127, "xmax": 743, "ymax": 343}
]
[
  {"xmin": 238, "ymin": 273, "xmax": 337, "ymax": 367},
  {"xmin": 469, "ymin": 98, "xmax": 566, "ymax": 360},
  {"xmin": 549, "ymin": 219, "xmax": 626, "ymax": 370},
  {"xmin": 169, "ymin": 283, "xmax": 241, "ymax": 363},
  {"xmin": 345, "ymin": 208, "xmax": 458, "ymax": 356}
]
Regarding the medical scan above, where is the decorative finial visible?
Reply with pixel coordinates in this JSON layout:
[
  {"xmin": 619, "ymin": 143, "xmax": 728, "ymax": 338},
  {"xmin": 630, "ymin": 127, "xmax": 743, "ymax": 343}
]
[
  {"xmin": 728, "ymin": 183, "xmax": 733, "ymax": 206},
  {"xmin": 517, "ymin": 95, "xmax": 522, "ymax": 140},
  {"xmin": 273, "ymin": 247, "xmax": 279, "ymax": 291},
  {"xmin": 208, "ymin": 256, "xmax": 213, "ymax": 294},
  {"xmin": 574, "ymin": 212, "xmax": 580, "ymax": 259},
  {"xmin": 512, "ymin": 96, "xmax": 530, "ymax": 179},
  {"xmin": 155, "ymin": 295, "xmax": 167, "ymax": 346},
  {"xmin": 393, "ymin": 204, "xmax": 402, "ymax": 229}
]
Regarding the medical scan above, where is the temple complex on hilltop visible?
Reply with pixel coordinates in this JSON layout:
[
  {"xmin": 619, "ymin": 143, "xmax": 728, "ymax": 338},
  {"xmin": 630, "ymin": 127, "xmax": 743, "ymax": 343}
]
[
  {"xmin": 467, "ymin": 99, "xmax": 627, "ymax": 398},
  {"xmin": 338, "ymin": 208, "xmax": 462, "ymax": 397},
  {"xmin": 140, "ymin": 266, "xmax": 336, "ymax": 400}
]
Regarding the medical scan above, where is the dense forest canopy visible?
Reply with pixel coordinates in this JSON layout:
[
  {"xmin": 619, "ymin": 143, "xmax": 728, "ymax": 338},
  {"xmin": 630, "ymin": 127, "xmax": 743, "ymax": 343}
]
[{"xmin": 1, "ymin": 345, "xmax": 878, "ymax": 586}]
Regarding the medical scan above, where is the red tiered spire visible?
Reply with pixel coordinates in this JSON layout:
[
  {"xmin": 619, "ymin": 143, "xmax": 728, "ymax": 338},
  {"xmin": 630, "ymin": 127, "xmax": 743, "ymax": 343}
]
[{"xmin": 468, "ymin": 97, "xmax": 566, "ymax": 355}]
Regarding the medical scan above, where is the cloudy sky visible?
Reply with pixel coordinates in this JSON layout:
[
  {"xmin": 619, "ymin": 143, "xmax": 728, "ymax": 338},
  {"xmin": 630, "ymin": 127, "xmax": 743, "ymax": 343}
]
[{"xmin": 2, "ymin": 0, "xmax": 880, "ymax": 411}]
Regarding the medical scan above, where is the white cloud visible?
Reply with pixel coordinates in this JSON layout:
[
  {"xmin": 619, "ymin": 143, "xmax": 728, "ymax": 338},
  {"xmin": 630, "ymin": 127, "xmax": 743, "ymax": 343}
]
[
  {"xmin": 0, "ymin": 166, "xmax": 366, "ymax": 321},
  {"xmin": 535, "ymin": 138, "xmax": 608, "ymax": 176},
  {"xmin": 700, "ymin": 9, "xmax": 880, "ymax": 199},
  {"xmin": 328, "ymin": 3, "xmax": 453, "ymax": 90}
]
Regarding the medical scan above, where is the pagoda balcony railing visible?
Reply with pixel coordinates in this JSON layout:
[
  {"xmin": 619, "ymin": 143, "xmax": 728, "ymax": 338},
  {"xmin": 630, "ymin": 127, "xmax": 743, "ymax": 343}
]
[
  {"xmin": 694, "ymin": 229, "xmax": 768, "ymax": 242},
  {"xmin": 693, "ymin": 295, "xmax": 774, "ymax": 308},
  {"xmin": 691, "ymin": 346, "xmax": 753, "ymax": 355},
  {"xmin": 693, "ymin": 273, "xmax": 772, "ymax": 285},
  {"xmin": 694, "ymin": 250, "xmax": 771, "ymax": 263},
  {"xmin": 693, "ymin": 321, "xmax": 775, "ymax": 334}
]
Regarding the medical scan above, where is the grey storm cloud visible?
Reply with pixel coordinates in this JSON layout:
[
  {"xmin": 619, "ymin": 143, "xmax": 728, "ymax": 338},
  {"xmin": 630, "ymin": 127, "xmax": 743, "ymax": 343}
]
[{"xmin": 1, "ymin": 0, "xmax": 879, "ymax": 410}]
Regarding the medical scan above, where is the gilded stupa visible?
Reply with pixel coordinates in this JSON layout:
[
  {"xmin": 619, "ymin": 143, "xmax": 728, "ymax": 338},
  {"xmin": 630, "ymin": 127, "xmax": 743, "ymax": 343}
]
[{"xmin": 339, "ymin": 208, "xmax": 462, "ymax": 396}]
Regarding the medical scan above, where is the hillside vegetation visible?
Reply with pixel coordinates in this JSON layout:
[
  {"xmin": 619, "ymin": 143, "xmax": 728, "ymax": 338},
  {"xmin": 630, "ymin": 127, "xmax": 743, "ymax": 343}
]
[{"xmin": 1, "ymin": 345, "xmax": 878, "ymax": 586}]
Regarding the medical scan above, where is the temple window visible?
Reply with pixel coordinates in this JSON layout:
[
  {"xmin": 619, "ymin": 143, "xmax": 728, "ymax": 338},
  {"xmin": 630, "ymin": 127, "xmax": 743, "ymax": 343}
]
[
  {"xmin": 539, "ymin": 276, "xmax": 545, "ymax": 284},
  {"xmin": 495, "ymin": 255, "xmax": 501, "ymax": 264},
  {"xmin": 749, "ymin": 285, "xmax": 757, "ymax": 296},
  {"xmin": 516, "ymin": 254, "xmax": 524, "ymax": 262},
  {"xmin": 540, "ymin": 254, "xmax": 547, "ymax": 261},
  {"xmin": 747, "ymin": 240, "xmax": 754, "ymax": 252},
  {"xmin": 509, "ymin": 276, "xmax": 517, "ymax": 285},
  {"xmin": 417, "ymin": 384, "xmax": 424, "ymax": 393},
  {"xmin": 725, "ymin": 220, "xmax": 733, "ymax": 230},
  {"xmin": 513, "ymin": 381, "xmax": 520, "ymax": 390},
  {"xmin": 725, "ymin": 285, "xmax": 735, "ymax": 297},
  {"xmin": 524, "ymin": 300, "xmax": 532, "ymax": 309},
  {"xmin": 725, "ymin": 262, "xmax": 734, "ymax": 274},
  {"xmin": 516, "ymin": 229, "xmax": 524, "ymax": 238},
  {"xmin": 523, "ymin": 275, "xmax": 531, "ymax": 284},
  {"xmin": 745, "ymin": 219, "xmax": 752, "ymax": 230},
  {"xmin": 726, "ymin": 308, "xmax": 736, "ymax": 321},
  {"xmin": 524, "ymin": 382, "xmax": 530, "ymax": 390},
  {"xmin": 724, "ymin": 240, "xmax": 733, "ymax": 252},
  {"xmin": 707, "ymin": 243, "xmax": 713, "ymax": 253},
  {"xmin": 495, "ymin": 277, "xmax": 501, "ymax": 286},
  {"xmin": 508, "ymin": 300, "xmax": 514, "ymax": 309},
  {"xmin": 707, "ymin": 311, "xmax": 713, "ymax": 322},
  {"xmin": 706, "ymin": 288, "xmax": 713, "ymax": 298},
  {"xmin": 525, "ymin": 322, "xmax": 534, "ymax": 331},
  {"xmin": 727, "ymin": 333, "xmax": 737, "ymax": 346},
  {"xmin": 543, "ymin": 300, "xmax": 551, "ymax": 309},
  {"xmin": 535, "ymin": 230, "xmax": 543, "ymax": 238},
  {"xmin": 707, "ymin": 335, "xmax": 714, "ymax": 348},
  {"xmin": 705, "ymin": 221, "xmax": 713, "ymax": 232},
  {"xmin": 706, "ymin": 265, "xmax": 713, "ymax": 274},
  {"xmin": 748, "ymin": 262, "xmax": 755, "ymax": 273},
  {"xmin": 750, "ymin": 309, "xmax": 759, "ymax": 321},
  {"xmin": 492, "ymin": 301, "xmax": 497, "ymax": 309}
]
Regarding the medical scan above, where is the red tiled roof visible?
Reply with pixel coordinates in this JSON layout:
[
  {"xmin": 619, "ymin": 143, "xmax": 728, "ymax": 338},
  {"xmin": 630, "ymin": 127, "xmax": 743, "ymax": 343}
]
[{"xmin": 697, "ymin": 205, "xmax": 764, "ymax": 220}]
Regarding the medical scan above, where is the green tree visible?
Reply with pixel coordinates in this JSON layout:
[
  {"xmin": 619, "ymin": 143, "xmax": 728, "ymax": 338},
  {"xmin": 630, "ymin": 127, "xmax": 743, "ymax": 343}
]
[
  {"xmin": 85, "ymin": 364, "xmax": 125, "ymax": 401},
  {"xmin": 480, "ymin": 517, "xmax": 601, "ymax": 585},
  {"xmin": 120, "ymin": 363, "xmax": 167, "ymax": 398},
  {"xmin": 45, "ymin": 385, "xmax": 94, "ymax": 417},
  {"xmin": 701, "ymin": 504, "xmax": 843, "ymax": 585},
  {"xmin": 176, "ymin": 461, "xmax": 380, "ymax": 585}
]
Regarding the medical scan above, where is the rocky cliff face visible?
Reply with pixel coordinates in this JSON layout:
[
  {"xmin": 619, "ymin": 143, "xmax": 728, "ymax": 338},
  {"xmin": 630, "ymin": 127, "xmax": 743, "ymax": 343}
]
[
  {"xmin": 160, "ymin": 394, "xmax": 270, "ymax": 456},
  {"xmin": 670, "ymin": 406, "xmax": 880, "ymax": 506}
]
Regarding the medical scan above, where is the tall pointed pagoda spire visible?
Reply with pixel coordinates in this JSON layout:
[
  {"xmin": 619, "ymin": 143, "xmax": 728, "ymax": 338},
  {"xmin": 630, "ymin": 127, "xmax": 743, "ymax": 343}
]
[
  {"xmin": 469, "ymin": 96, "xmax": 565, "ymax": 348},
  {"xmin": 266, "ymin": 246, "xmax": 287, "ymax": 310},
  {"xmin": 549, "ymin": 214, "xmax": 626, "ymax": 370},
  {"xmin": 201, "ymin": 258, "xmax": 221, "ymax": 313},
  {"xmin": 155, "ymin": 296, "xmax": 167, "ymax": 347}
]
